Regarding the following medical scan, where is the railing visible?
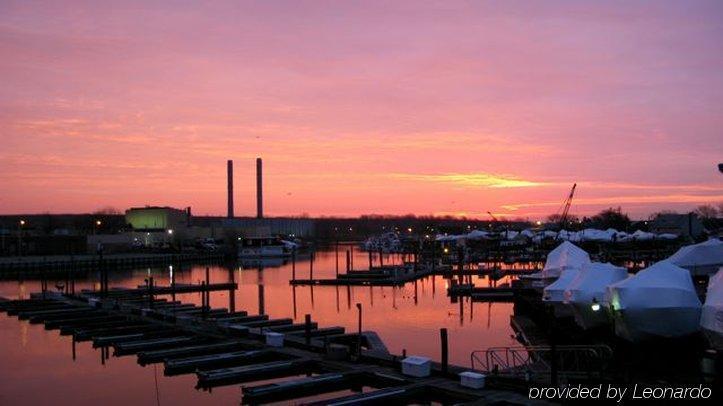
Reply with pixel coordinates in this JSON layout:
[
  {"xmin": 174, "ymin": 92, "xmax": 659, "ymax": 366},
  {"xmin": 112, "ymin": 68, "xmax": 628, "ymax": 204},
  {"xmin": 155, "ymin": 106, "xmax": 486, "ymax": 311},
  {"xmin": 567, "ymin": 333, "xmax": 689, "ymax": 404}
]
[{"xmin": 471, "ymin": 344, "xmax": 612, "ymax": 381}]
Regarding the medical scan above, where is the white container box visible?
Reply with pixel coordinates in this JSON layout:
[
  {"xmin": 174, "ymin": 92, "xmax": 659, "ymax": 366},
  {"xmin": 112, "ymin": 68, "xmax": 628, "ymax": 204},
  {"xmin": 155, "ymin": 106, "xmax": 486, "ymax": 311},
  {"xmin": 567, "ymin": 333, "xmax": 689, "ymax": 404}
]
[
  {"xmin": 401, "ymin": 356, "xmax": 431, "ymax": 377},
  {"xmin": 265, "ymin": 332, "xmax": 284, "ymax": 347},
  {"xmin": 460, "ymin": 371, "xmax": 486, "ymax": 389}
]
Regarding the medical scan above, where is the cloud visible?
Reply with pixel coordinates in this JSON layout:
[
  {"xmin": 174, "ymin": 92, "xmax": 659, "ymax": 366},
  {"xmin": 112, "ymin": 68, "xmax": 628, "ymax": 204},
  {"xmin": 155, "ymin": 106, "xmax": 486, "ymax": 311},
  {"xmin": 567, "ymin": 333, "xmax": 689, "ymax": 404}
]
[{"xmin": 392, "ymin": 172, "xmax": 549, "ymax": 188}]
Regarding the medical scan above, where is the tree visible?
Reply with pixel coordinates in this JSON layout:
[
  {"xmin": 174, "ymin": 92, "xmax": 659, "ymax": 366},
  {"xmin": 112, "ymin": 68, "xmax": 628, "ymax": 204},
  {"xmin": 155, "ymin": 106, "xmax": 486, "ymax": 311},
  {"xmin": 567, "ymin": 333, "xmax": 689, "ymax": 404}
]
[
  {"xmin": 589, "ymin": 207, "xmax": 631, "ymax": 231},
  {"xmin": 695, "ymin": 204, "xmax": 720, "ymax": 230},
  {"xmin": 93, "ymin": 206, "xmax": 121, "ymax": 215},
  {"xmin": 694, "ymin": 204, "xmax": 719, "ymax": 220},
  {"xmin": 546, "ymin": 213, "xmax": 580, "ymax": 228}
]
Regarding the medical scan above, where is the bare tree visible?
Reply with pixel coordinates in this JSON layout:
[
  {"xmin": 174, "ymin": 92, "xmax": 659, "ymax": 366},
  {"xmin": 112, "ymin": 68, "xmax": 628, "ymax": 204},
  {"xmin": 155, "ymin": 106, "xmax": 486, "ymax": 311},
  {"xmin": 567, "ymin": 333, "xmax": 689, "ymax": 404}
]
[
  {"xmin": 694, "ymin": 204, "xmax": 719, "ymax": 220},
  {"xmin": 93, "ymin": 206, "xmax": 121, "ymax": 215}
]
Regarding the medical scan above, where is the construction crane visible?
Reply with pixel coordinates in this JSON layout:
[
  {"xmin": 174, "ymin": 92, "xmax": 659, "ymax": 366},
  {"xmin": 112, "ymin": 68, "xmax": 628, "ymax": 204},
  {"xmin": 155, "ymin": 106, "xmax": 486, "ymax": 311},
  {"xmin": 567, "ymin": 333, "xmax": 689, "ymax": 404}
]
[
  {"xmin": 487, "ymin": 211, "xmax": 498, "ymax": 222},
  {"xmin": 559, "ymin": 183, "xmax": 577, "ymax": 229}
]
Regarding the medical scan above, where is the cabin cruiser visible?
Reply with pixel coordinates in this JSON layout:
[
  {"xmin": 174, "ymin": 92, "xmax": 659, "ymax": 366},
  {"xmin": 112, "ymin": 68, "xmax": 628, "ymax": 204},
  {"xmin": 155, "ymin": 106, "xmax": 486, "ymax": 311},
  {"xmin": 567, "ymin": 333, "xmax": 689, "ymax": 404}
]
[
  {"xmin": 668, "ymin": 238, "xmax": 723, "ymax": 276},
  {"xmin": 238, "ymin": 236, "xmax": 297, "ymax": 258},
  {"xmin": 606, "ymin": 261, "xmax": 702, "ymax": 342},
  {"xmin": 564, "ymin": 262, "xmax": 628, "ymax": 330},
  {"xmin": 701, "ymin": 268, "xmax": 723, "ymax": 350},
  {"xmin": 520, "ymin": 241, "xmax": 590, "ymax": 287},
  {"xmin": 542, "ymin": 268, "xmax": 581, "ymax": 317}
]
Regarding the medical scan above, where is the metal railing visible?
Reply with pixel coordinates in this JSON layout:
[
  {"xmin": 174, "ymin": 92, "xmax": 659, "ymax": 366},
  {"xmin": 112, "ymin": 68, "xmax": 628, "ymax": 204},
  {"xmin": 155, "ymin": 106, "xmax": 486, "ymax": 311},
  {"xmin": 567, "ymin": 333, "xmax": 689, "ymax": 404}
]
[{"xmin": 471, "ymin": 344, "xmax": 612, "ymax": 381}]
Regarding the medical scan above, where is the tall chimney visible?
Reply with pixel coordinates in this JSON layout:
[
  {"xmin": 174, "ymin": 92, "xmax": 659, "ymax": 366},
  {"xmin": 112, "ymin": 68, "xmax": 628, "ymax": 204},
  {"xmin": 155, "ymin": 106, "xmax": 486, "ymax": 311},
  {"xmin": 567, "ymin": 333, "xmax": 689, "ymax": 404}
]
[
  {"xmin": 227, "ymin": 160, "xmax": 234, "ymax": 218},
  {"xmin": 256, "ymin": 157, "xmax": 263, "ymax": 219}
]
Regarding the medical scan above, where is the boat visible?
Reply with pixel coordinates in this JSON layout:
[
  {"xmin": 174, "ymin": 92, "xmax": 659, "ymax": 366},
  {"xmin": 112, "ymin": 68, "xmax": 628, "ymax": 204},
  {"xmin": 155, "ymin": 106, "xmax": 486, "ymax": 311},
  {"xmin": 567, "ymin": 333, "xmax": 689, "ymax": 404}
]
[
  {"xmin": 238, "ymin": 236, "xmax": 296, "ymax": 258},
  {"xmin": 667, "ymin": 238, "xmax": 723, "ymax": 276},
  {"xmin": 701, "ymin": 268, "xmax": 723, "ymax": 350},
  {"xmin": 606, "ymin": 261, "xmax": 702, "ymax": 342},
  {"xmin": 564, "ymin": 262, "xmax": 628, "ymax": 330},
  {"xmin": 520, "ymin": 241, "xmax": 590, "ymax": 287},
  {"xmin": 542, "ymin": 268, "xmax": 580, "ymax": 317}
]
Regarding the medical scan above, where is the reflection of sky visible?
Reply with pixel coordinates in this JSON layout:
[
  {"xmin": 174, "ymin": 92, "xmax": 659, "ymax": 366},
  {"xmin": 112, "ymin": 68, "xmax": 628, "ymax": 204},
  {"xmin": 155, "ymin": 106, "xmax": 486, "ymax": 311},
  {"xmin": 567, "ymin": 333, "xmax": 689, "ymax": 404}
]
[
  {"xmin": 1, "ymin": 1, "xmax": 722, "ymax": 219},
  {"xmin": 0, "ymin": 250, "xmax": 519, "ymax": 369}
]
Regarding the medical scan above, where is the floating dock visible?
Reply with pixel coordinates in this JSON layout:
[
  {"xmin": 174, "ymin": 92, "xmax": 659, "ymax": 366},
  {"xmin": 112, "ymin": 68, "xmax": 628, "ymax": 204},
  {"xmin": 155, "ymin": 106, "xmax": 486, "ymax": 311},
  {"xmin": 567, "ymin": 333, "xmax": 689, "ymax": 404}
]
[{"xmin": 0, "ymin": 287, "xmax": 542, "ymax": 405}]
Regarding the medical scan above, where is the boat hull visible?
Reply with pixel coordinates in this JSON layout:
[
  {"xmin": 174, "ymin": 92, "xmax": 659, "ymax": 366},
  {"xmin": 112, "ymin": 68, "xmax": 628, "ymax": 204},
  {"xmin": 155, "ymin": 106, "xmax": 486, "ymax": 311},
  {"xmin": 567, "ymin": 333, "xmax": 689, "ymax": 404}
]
[
  {"xmin": 238, "ymin": 246, "xmax": 290, "ymax": 258},
  {"xmin": 612, "ymin": 307, "xmax": 701, "ymax": 342}
]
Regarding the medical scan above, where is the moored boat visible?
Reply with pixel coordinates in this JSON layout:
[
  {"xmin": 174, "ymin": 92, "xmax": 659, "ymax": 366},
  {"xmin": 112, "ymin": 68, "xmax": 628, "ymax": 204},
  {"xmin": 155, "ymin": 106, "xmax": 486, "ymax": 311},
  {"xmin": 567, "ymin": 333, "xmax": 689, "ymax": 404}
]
[
  {"xmin": 701, "ymin": 268, "xmax": 723, "ymax": 350},
  {"xmin": 606, "ymin": 261, "xmax": 702, "ymax": 342},
  {"xmin": 668, "ymin": 238, "xmax": 723, "ymax": 276},
  {"xmin": 238, "ymin": 236, "xmax": 295, "ymax": 258},
  {"xmin": 564, "ymin": 262, "xmax": 628, "ymax": 330}
]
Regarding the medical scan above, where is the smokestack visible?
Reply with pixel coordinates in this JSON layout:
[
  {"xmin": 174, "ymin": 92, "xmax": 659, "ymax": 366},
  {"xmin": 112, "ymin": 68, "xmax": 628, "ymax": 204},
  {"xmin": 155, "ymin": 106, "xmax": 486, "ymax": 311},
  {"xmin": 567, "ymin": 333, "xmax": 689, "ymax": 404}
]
[
  {"xmin": 256, "ymin": 157, "xmax": 263, "ymax": 219},
  {"xmin": 227, "ymin": 160, "xmax": 234, "ymax": 218}
]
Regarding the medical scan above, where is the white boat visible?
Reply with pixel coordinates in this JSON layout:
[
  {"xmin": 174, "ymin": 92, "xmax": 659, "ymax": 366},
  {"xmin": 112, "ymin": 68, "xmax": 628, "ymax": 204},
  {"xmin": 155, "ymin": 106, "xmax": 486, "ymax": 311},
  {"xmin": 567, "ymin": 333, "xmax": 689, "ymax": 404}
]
[
  {"xmin": 564, "ymin": 262, "xmax": 628, "ymax": 330},
  {"xmin": 701, "ymin": 268, "xmax": 723, "ymax": 350},
  {"xmin": 542, "ymin": 268, "xmax": 581, "ymax": 317},
  {"xmin": 521, "ymin": 241, "xmax": 590, "ymax": 287},
  {"xmin": 668, "ymin": 238, "xmax": 723, "ymax": 276},
  {"xmin": 606, "ymin": 261, "xmax": 702, "ymax": 342},
  {"xmin": 238, "ymin": 237, "xmax": 293, "ymax": 258}
]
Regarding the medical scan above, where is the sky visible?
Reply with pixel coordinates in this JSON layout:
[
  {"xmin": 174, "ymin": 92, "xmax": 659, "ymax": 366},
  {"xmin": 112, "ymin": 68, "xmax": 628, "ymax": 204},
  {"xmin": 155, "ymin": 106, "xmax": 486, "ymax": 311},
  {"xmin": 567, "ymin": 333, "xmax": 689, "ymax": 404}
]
[{"xmin": 0, "ymin": 0, "xmax": 721, "ymax": 220}]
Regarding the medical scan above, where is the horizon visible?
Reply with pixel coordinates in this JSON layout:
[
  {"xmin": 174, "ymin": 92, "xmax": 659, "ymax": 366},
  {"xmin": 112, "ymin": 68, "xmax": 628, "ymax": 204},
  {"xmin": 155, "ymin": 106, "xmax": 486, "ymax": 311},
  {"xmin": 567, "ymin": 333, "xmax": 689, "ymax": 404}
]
[{"xmin": 1, "ymin": 1, "xmax": 722, "ymax": 220}]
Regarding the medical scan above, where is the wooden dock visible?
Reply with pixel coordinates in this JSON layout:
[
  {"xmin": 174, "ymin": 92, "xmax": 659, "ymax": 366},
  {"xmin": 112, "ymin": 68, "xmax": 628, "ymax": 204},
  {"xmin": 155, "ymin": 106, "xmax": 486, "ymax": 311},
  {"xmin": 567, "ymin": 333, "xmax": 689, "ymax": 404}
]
[
  {"xmin": 0, "ymin": 289, "xmax": 542, "ymax": 405},
  {"xmin": 0, "ymin": 251, "xmax": 226, "ymax": 278}
]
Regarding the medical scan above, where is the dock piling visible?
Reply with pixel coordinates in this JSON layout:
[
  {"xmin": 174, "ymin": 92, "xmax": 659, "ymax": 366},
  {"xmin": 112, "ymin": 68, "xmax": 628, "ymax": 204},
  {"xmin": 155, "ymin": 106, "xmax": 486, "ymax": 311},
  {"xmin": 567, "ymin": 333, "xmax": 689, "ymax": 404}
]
[
  {"xmin": 356, "ymin": 302, "xmax": 362, "ymax": 358},
  {"xmin": 440, "ymin": 328, "xmax": 448, "ymax": 374},
  {"xmin": 304, "ymin": 314, "xmax": 311, "ymax": 345}
]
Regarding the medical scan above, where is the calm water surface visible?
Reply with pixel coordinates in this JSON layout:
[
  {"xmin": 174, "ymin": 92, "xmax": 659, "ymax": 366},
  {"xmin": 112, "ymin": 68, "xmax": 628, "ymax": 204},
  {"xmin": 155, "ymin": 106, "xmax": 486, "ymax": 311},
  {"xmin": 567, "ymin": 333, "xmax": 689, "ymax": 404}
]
[{"xmin": 0, "ymin": 249, "xmax": 518, "ymax": 405}]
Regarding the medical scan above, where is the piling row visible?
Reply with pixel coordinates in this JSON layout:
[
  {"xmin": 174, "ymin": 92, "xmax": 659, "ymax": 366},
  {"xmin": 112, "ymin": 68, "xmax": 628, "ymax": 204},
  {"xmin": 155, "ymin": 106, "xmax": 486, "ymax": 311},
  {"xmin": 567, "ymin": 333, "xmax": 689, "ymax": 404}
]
[{"xmin": 0, "ymin": 290, "xmax": 539, "ymax": 405}]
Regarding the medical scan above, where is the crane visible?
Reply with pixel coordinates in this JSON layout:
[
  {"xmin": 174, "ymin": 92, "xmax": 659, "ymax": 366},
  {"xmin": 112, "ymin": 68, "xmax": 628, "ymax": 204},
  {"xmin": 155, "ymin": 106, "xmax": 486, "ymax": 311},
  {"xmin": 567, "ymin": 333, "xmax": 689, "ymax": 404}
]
[
  {"xmin": 559, "ymin": 183, "xmax": 577, "ymax": 229},
  {"xmin": 487, "ymin": 211, "xmax": 498, "ymax": 222}
]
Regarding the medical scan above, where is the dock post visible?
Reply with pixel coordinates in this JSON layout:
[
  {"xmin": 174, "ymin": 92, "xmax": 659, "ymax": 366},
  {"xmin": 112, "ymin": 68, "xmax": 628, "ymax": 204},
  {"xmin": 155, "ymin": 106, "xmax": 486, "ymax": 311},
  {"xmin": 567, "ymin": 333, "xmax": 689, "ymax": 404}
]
[
  {"xmin": 356, "ymin": 303, "xmax": 362, "ymax": 358},
  {"xmin": 335, "ymin": 241, "xmax": 339, "ymax": 276},
  {"xmin": 292, "ymin": 248, "xmax": 297, "ymax": 281},
  {"xmin": 368, "ymin": 249, "xmax": 373, "ymax": 271},
  {"xmin": 440, "ymin": 328, "xmax": 448, "ymax": 374},
  {"xmin": 345, "ymin": 251, "xmax": 350, "ymax": 273},
  {"xmin": 350, "ymin": 245, "xmax": 354, "ymax": 269},
  {"xmin": 304, "ymin": 314, "xmax": 311, "ymax": 345},
  {"xmin": 205, "ymin": 267, "xmax": 211, "ymax": 313},
  {"xmin": 309, "ymin": 250, "xmax": 314, "ymax": 280},
  {"xmin": 148, "ymin": 276, "xmax": 154, "ymax": 309},
  {"xmin": 202, "ymin": 281, "xmax": 208, "ymax": 318}
]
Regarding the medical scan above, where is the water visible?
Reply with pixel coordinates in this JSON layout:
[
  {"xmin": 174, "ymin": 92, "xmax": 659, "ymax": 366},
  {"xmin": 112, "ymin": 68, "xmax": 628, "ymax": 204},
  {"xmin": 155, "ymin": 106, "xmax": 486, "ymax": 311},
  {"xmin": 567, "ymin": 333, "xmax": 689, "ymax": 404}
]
[{"xmin": 0, "ymin": 248, "xmax": 518, "ymax": 405}]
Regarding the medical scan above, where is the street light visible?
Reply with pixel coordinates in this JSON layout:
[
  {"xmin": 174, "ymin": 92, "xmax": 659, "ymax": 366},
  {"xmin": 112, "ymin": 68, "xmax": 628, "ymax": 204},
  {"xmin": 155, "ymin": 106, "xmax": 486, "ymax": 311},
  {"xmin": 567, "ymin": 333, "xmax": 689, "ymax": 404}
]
[{"xmin": 18, "ymin": 220, "xmax": 25, "ymax": 256}]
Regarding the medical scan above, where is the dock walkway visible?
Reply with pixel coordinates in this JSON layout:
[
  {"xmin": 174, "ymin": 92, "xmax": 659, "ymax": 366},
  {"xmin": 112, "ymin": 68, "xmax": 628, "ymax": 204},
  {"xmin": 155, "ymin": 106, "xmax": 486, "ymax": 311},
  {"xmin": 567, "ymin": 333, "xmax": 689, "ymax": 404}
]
[{"xmin": 1, "ymin": 289, "xmax": 544, "ymax": 405}]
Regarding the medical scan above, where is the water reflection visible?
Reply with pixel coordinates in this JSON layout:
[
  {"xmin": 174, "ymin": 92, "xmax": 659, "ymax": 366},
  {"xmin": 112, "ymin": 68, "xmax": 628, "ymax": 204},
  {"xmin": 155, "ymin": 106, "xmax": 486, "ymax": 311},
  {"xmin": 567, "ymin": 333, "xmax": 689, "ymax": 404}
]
[{"xmin": 0, "ymin": 248, "xmax": 519, "ymax": 405}]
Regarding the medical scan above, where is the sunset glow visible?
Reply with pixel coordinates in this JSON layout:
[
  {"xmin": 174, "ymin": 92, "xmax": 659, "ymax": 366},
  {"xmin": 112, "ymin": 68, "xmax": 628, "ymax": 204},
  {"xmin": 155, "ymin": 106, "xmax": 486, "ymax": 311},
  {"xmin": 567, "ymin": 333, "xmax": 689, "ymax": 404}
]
[{"xmin": 1, "ymin": 1, "xmax": 721, "ymax": 219}]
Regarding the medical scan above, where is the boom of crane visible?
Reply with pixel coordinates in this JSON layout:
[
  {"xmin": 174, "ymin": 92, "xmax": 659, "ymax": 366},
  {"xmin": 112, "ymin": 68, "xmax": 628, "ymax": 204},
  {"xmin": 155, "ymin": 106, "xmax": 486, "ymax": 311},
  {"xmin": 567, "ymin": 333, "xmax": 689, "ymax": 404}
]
[{"xmin": 559, "ymin": 183, "xmax": 577, "ymax": 229}]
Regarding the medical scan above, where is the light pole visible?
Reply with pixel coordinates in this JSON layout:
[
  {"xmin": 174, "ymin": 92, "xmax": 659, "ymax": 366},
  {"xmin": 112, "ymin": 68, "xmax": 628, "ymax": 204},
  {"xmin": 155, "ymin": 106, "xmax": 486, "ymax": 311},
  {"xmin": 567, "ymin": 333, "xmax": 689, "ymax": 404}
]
[{"xmin": 18, "ymin": 219, "xmax": 25, "ymax": 256}]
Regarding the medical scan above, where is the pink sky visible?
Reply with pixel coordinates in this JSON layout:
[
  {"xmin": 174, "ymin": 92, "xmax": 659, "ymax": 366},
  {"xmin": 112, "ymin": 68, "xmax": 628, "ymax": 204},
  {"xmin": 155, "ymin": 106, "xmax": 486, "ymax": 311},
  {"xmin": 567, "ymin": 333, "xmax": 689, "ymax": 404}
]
[{"xmin": 1, "ymin": 1, "xmax": 721, "ymax": 220}]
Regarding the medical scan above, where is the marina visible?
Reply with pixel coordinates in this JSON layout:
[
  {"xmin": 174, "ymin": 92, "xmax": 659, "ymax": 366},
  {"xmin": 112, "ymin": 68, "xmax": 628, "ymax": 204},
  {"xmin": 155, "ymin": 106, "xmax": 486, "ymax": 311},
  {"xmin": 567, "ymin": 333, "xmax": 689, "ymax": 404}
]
[
  {"xmin": 2, "ymin": 2, "xmax": 723, "ymax": 404},
  {"xmin": 2, "ymin": 239, "xmax": 721, "ymax": 404}
]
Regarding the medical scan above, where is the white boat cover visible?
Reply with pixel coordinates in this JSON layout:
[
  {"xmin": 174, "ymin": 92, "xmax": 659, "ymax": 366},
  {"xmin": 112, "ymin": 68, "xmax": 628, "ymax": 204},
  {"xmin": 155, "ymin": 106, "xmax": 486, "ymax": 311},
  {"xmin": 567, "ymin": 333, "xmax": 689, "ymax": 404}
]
[
  {"xmin": 539, "ymin": 241, "xmax": 590, "ymax": 279},
  {"xmin": 465, "ymin": 230, "xmax": 491, "ymax": 240},
  {"xmin": 543, "ymin": 268, "xmax": 581, "ymax": 303},
  {"xmin": 701, "ymin": 268, "xmax": 723, "ymax": 341},
  {"xmin": 564, "ymin": 262, "xmax": 628, "ymax": 329},
  {"xmin": 606, "ymin": 261, "xmax": 702, "ymax": 341},
  {"xmin": 668, "ymin": 238, "xmax": 723, "ymax": 276}
]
